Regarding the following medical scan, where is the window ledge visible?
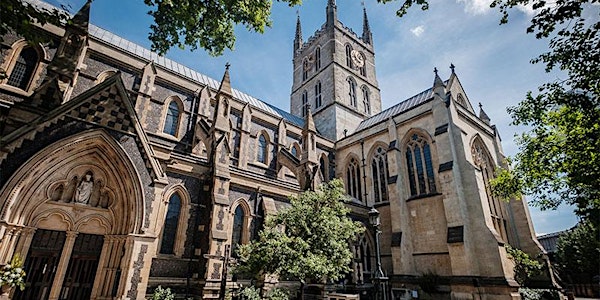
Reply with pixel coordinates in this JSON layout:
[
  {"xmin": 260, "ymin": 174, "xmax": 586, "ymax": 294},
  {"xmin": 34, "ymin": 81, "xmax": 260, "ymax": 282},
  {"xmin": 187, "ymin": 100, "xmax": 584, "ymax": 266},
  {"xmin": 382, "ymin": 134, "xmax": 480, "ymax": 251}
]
[
  {"xmin": 248, "ymin": 161, "xmax": 270, "ymax": 169},
  {"xmin": 0, "ymin": 84, "xmax": 34, "ymax": 97},
  {"xmin": 406, "ymin": 192, "xmax": 442, "ymax": 202},
  {"xmin": 155, "ymin": 131, "xmax": 180, "ymax": 142}
]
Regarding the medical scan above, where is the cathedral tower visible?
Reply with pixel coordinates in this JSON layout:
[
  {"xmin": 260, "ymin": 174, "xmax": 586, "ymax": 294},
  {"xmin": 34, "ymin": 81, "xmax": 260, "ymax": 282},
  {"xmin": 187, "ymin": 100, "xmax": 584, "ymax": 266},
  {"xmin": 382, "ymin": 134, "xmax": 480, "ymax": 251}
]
[{"xmin": 290, "ymin": 1, "xmax": 381, "ymax": 141}]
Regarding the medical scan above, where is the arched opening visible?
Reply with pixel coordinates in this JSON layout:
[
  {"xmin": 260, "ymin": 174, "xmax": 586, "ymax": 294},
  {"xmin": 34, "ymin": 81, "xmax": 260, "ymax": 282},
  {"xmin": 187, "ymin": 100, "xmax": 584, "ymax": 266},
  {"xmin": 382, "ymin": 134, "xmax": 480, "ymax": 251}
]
[
  {"xmin": 0, "ymin": 130, "xmax": 146, "ymax": 300},
  {"xmin": 7, "ymin": 46, "xmax": 39, "ymax": 90}
]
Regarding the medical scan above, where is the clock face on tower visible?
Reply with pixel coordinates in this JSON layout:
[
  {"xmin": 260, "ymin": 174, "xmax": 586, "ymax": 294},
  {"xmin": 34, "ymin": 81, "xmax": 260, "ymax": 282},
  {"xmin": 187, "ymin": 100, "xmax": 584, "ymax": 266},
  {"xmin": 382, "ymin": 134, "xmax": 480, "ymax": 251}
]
[{"xmin": 350, "ymin": 50, "xmax": 364, "ymax": 68}]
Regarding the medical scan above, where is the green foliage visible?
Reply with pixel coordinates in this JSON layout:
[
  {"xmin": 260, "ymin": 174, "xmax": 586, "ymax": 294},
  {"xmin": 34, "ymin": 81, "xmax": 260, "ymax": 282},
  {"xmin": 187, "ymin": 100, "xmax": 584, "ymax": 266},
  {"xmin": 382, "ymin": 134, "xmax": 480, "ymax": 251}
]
[
  {"xmin": 239, "ymin": 286, "xmax": 291, "ymax": 300},
  {"xmin": 0, "ymin": 0, "xmax": 70, "ymax": 46},
  {"xmin": 519, "ymin": 288, "xmax": 561, "ymax": 300},
  {"xmin": 393, "ymin": 1, "xmax": 600, "ymax": 221},
  {"xmin": 151, "ymin": 285, "xmax": 175, "ymax": 300},
  {"xmin": 0, "ymin": 253, "xmax": 27, "ymax": 291},
  {"xmin": 236, "ymin": 179, "xmax": 364, "ymax": 285},
  {"xmin": 1, "ymin": 0, "xmax": 302, "ymax": 57},
  {"xmin": 554, "ymin": 220, "xmax": 600, "ymax": 283},
  {"xmin": 239, "ymin": 286, "xmax": 262, "ymax": 300},
  {"xmin": 143, "ymin": 0, "xmax": 302, "ymax": 55},
  {"xmin": 490, "ymin": 162, "xmax": 522, "ymax": 200},
  {"xmin": 505, "ymin": 245, "xmax": 543, "ymax": 286}
]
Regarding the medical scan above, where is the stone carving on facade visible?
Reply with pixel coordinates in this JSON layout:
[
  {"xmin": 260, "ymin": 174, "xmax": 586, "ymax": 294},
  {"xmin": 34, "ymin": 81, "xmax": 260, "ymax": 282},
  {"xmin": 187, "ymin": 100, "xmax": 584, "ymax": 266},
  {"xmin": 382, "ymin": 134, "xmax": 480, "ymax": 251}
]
[
  {"xmin": 49, "ymin": 170, "xmax": 112, "ymax": 209},
  {"xmin": 74, "ymin": 171, "xmax": 94, "ymax": 204}
]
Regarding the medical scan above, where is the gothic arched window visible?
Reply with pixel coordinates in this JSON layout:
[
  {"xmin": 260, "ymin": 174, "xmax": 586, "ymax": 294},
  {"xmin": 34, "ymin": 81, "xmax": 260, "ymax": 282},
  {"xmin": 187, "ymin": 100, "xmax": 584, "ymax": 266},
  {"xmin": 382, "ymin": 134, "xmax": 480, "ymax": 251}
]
[
  {"xmin": 232, "ymin": 205, "xmax": 245, "ymax": 254},
  {"xmin": 163, "ymin": 100, "xmax": 181, "ymax": 136},
  {"xmin": 472, "ymin": 138, "xmax": 508, "ymax": 240},
  {"xmin": 301, "ymin": 90, "xmax": 308, "ymax": 117},
  {"xmin": 348, "ymin": 78, "xmax": 357, "ymax": 107},
  {"xmin": 345, "ymin": 44, "xmax": 353, "ymax": 68},
  {"xmin": 7, "ymin": 47, "xmax": 39, "ymax": 90},
  {"xmin": 355, "ymin": 234, "xmax": 372, "ymax": 282},
  {"xmin": 319, "ymin": 155, "xmax": 328, "ymax": 181},
  {"xmin": 346, "ymin": 157, "xmax": 362, "ymax": 202},
  {"xmin": 315, "ymin": 81, "xmax": 322, "ymax": 108},
  {"xmin": 405, "ymin": 133, "xmax": 436, "ymax": 196},
  {"xmin": 302, "ymin": 58, "xmax": 309, "ymax": 81},
  {"xmin": 315, "ymin": 47, "xmax": 321, "ymax": 70},
  {"xmin": 257, "ymin": 134, "xmax": 268, "ymax": 164},
  {"xmin": 291, "ymin": 143, "xmax": 300, "ymax": 158},
  {"xmin": 372, "ymin": 147, "xmax": 389, "ymax": 203},
  {"xmin": 160, "ymin": 193, "xmax": 181, "ymax": 254},
  {"xmin": 362, "ymin": 86, "xmax": 371, "ymax": 114}
]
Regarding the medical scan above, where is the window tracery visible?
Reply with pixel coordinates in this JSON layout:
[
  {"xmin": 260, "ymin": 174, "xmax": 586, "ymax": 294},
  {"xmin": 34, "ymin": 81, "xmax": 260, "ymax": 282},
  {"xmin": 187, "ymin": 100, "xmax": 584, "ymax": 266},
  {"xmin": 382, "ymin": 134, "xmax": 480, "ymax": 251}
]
[
  {"xmin": 362, "ymin": 86, "xmax": 370, "ymax": 114},
  {"xmin": 348, "ymin": 77, "xmax": 357, "ymax": 107},
  {"xmin": 346, "ymin": 157, "xmax": 362, "ymax": 202},
  {"xmin": 372, "ymin": 147, "xmax": 389, "ymax": 203},
  {"xmin": 315, "ymin": 81, "xmax": 322, "ymax": 108},
  {"xmin": 405, "ymin": 133, "xmax": 436, "ymax": 196},
  {"xmin": 472, "ymin": 138, "xmax": 508, "ymax": 241},
  {"xmin": 6, "ymin": 46, "xmax": 39, "ymax": 90}
]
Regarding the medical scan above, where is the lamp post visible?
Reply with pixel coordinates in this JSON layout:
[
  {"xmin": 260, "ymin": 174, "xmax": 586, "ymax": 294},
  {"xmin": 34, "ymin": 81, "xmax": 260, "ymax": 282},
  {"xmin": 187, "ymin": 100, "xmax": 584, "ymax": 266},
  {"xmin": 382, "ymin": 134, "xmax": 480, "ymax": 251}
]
[{"xmin": 369, "ymin": 207, "xmax": 388, "ymax": 300}]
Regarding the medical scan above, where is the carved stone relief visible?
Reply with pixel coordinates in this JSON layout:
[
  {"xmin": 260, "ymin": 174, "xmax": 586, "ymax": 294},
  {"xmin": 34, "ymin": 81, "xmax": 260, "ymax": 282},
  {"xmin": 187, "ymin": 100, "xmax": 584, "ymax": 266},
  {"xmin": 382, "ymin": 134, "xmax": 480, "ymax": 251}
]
[{"xmin": 48, "ymin": 169, "xmax": 114, "ymax": 209}]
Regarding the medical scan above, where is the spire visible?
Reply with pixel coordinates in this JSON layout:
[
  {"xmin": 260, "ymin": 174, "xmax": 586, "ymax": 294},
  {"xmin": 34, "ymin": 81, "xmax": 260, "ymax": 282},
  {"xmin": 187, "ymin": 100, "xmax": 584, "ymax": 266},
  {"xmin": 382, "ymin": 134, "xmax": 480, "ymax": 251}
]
[
  {"xmin": 478, "ymin": 102, "xmax": 491, "ymax": 125},
  {"xmin": 71, "ymin": 0, "xmax": 92, "ymax": 32},
  {"xmin": 362, "ymin": 3, "xmax": 373, "ymax": 45},
  {"xmin": 433, "ymin": 67, "xmax": 445, "ymax": 97},
  {"xmin": 217, "ymin": 62, "xmax": 232, "ymax": 97},
  {"xmin": 326, "ymin": 0, "xmax": 337, "ymax": 27},
  {"xmin": 294, "ymin": 13, "xmax": 303, "ymax": 54},
  {"xmin": 213, "ymin": 63, "xmax": 232, "ymax": 132},
  {"xmin": 304, "ymin": 105, "xmax": 316, "ymax": 133}
]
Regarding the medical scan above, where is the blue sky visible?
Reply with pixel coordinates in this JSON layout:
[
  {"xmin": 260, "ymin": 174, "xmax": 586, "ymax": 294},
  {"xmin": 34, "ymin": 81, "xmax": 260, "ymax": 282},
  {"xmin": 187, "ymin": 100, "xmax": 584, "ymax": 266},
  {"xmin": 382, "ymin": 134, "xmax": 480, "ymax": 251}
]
[{"xmin": 49, "ymin": 0, "xmax": 580, "ymax": 235}]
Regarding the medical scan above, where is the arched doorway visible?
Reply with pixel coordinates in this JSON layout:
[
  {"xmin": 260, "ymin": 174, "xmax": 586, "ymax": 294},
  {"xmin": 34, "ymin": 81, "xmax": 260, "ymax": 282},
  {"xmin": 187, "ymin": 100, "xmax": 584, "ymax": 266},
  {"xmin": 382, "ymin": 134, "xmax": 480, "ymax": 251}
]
[{"xmin": 0, "ymin": 130, "xmax": 145, "ymax": 300}]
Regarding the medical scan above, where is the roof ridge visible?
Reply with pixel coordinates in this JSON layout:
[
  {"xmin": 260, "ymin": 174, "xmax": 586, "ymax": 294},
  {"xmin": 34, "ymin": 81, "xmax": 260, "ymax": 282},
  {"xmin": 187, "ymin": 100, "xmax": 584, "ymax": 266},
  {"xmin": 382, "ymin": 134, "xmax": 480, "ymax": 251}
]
[
  {"xmin": 26, "ymin": 0, "xmax": 297, "ymax": 128},
  {"xmin": 355, "ymin": 79, "xmax": 450, "ymax": 133}
]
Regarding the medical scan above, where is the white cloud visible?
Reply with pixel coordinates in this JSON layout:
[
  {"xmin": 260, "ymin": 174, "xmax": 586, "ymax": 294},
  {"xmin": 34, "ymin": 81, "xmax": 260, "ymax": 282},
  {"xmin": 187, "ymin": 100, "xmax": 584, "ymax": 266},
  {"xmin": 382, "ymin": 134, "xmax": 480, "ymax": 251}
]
[
  {"xmin": 410, "ymin": 25, "xmax": 425, "ymax": 37},
  {"xmin": 456, "ymin": 0, "xmax": 493, "ymax": 15}
]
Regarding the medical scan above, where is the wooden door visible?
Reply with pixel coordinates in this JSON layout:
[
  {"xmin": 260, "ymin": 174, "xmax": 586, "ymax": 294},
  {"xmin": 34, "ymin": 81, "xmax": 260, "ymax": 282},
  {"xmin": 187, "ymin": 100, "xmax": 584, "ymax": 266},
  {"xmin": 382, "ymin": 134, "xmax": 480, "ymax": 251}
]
[
  {"xmin": 59, "ymin": 234, "xmax": 104, "ymax": 300},
  {"xmin": 13, "ymin": 230, "xmax": 66, "ymax": 300}
]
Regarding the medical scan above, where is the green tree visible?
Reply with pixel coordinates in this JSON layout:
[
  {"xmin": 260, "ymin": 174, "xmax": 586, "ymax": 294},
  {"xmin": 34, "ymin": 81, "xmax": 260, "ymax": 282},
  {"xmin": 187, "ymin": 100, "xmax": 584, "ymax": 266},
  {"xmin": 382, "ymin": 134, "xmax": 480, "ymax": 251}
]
[
  {"xmin": 0, "ymin": 0, "xmax": 301, "ymax": 56},
  {"xmin": 505, "ymin": 245, "xmax": 543, "ymax": 286},
  {"xmin": 236, "ymin": 179, "xmax": 364, "ymax": 298},
  {"xmin": 554, "ymin": 220, "xmax": 600, "ymax": 284},
  {"xmin": 391, "ymin": 0, "xmax": 600, "ymax": 221}
]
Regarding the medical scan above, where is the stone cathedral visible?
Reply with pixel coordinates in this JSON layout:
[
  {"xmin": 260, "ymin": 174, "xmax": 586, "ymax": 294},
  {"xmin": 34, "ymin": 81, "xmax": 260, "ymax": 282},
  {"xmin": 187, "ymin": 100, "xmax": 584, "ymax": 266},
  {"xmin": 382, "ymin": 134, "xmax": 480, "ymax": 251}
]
[{"xmin": 0, "ymin": 0, "xmax": 549, "ymax": 299}]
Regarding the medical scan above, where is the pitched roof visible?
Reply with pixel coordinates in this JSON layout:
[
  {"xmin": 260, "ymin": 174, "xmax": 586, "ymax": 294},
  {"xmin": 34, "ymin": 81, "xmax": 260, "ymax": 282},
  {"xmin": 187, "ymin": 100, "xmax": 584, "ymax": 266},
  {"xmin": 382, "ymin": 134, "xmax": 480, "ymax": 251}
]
[
  {"xmin": 355, "ymin": 84, "xmax": 442, "ymax": 132},
  {"xmin": 27, "ymin": 0, "xmax": 304, "ymax": 128}
]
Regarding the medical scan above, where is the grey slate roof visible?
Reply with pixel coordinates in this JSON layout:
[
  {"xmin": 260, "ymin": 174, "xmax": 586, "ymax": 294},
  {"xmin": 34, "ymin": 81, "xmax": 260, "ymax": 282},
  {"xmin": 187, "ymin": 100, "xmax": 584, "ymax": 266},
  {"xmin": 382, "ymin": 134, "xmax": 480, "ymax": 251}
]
[
  {"xmin": 355, "ymin": 86, "xmax": 436, "ymax": 132},
  {"xmin": 28, "ymin": 0, "xmax": 304, "ymax": 128}
]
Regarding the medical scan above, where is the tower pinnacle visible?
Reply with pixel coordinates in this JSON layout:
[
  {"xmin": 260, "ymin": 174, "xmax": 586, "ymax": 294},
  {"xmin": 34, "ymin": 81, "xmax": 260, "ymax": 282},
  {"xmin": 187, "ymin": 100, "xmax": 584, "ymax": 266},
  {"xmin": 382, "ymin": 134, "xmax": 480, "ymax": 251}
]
[
  {"xmin": 326, "ymin": 0, "xmax": 337, "ymax": 27},
  {"xmin": 294, "ymin": 14, "xmax": 303, "ymax": 54},
  {"xmin": 362, "ymin": 4, "xmax": 373, "ymax": 45}
]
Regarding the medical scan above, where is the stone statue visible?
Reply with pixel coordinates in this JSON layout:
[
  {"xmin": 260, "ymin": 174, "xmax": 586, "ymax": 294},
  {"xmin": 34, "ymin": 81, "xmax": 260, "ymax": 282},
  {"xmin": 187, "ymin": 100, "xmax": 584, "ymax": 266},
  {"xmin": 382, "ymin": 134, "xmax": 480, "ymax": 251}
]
[{"xmin": 74, "ymin": 171, "xmax": 94, "ymax": 204}]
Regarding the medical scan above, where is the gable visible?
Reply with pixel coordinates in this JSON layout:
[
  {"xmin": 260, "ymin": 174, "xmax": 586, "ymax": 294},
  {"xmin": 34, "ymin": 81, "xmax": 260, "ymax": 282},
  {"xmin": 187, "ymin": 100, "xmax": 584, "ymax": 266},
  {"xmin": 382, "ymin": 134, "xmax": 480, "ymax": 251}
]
[{"xmin": 1, "ymin": 73, "xmax": 166, "ymax": 183}]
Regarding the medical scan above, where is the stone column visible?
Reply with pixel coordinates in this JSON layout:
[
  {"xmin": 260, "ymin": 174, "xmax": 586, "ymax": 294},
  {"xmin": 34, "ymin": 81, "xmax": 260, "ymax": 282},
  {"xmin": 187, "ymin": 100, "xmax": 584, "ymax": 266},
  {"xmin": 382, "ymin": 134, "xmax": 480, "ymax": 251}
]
[
  {"xmin": 13, "ymin": 227, "xmax": 36, "ymax": 262},
  {"xmin": 0, "ymin": 226, "xmax": 19, "ymax": 264},
  {"xmin": 91, "ymin": 235, "xmax": 126, "ymax": 300},
  {"xmin": 48, "ymin": 231, "xmax": 78, "ymax": 300}
]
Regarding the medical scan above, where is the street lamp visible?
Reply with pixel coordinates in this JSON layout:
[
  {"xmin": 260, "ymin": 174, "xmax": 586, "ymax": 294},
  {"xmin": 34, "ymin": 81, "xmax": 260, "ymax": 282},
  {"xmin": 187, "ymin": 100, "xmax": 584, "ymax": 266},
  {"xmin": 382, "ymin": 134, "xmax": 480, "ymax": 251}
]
[{"xmin": 368, "ymin": 207, "xmax": 388, "ymax": 300}]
